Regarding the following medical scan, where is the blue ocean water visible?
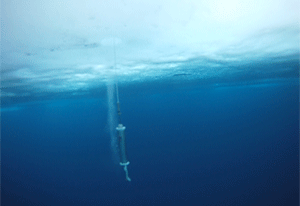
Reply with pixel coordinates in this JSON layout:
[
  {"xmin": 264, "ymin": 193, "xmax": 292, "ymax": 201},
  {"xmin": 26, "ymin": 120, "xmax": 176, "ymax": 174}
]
[
  {"xmin": 1, "ymin": 76, "xmax": 299, "ymax": 205},
  {"xmin": 2, "ymin": 0, "xmax": 299, "ymax": 205}
]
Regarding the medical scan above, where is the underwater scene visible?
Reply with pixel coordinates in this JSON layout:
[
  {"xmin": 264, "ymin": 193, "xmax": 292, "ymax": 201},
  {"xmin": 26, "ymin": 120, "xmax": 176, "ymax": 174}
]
[{"xmin": 1, "ymin": 0, "xmax": 299, "ymax": 205}]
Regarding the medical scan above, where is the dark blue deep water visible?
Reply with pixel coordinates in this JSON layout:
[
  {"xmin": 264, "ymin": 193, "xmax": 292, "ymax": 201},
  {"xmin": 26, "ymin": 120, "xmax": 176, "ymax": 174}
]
[{"xmin": 2, "ymin": 78, "xmax": 299, "ymax": 206}]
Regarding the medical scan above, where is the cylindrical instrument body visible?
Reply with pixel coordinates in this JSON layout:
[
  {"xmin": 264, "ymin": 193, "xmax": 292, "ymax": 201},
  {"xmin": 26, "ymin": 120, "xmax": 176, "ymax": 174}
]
[{"xmin": 116, "ymin": 124, "xmax": 129, "ymax": 164}]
